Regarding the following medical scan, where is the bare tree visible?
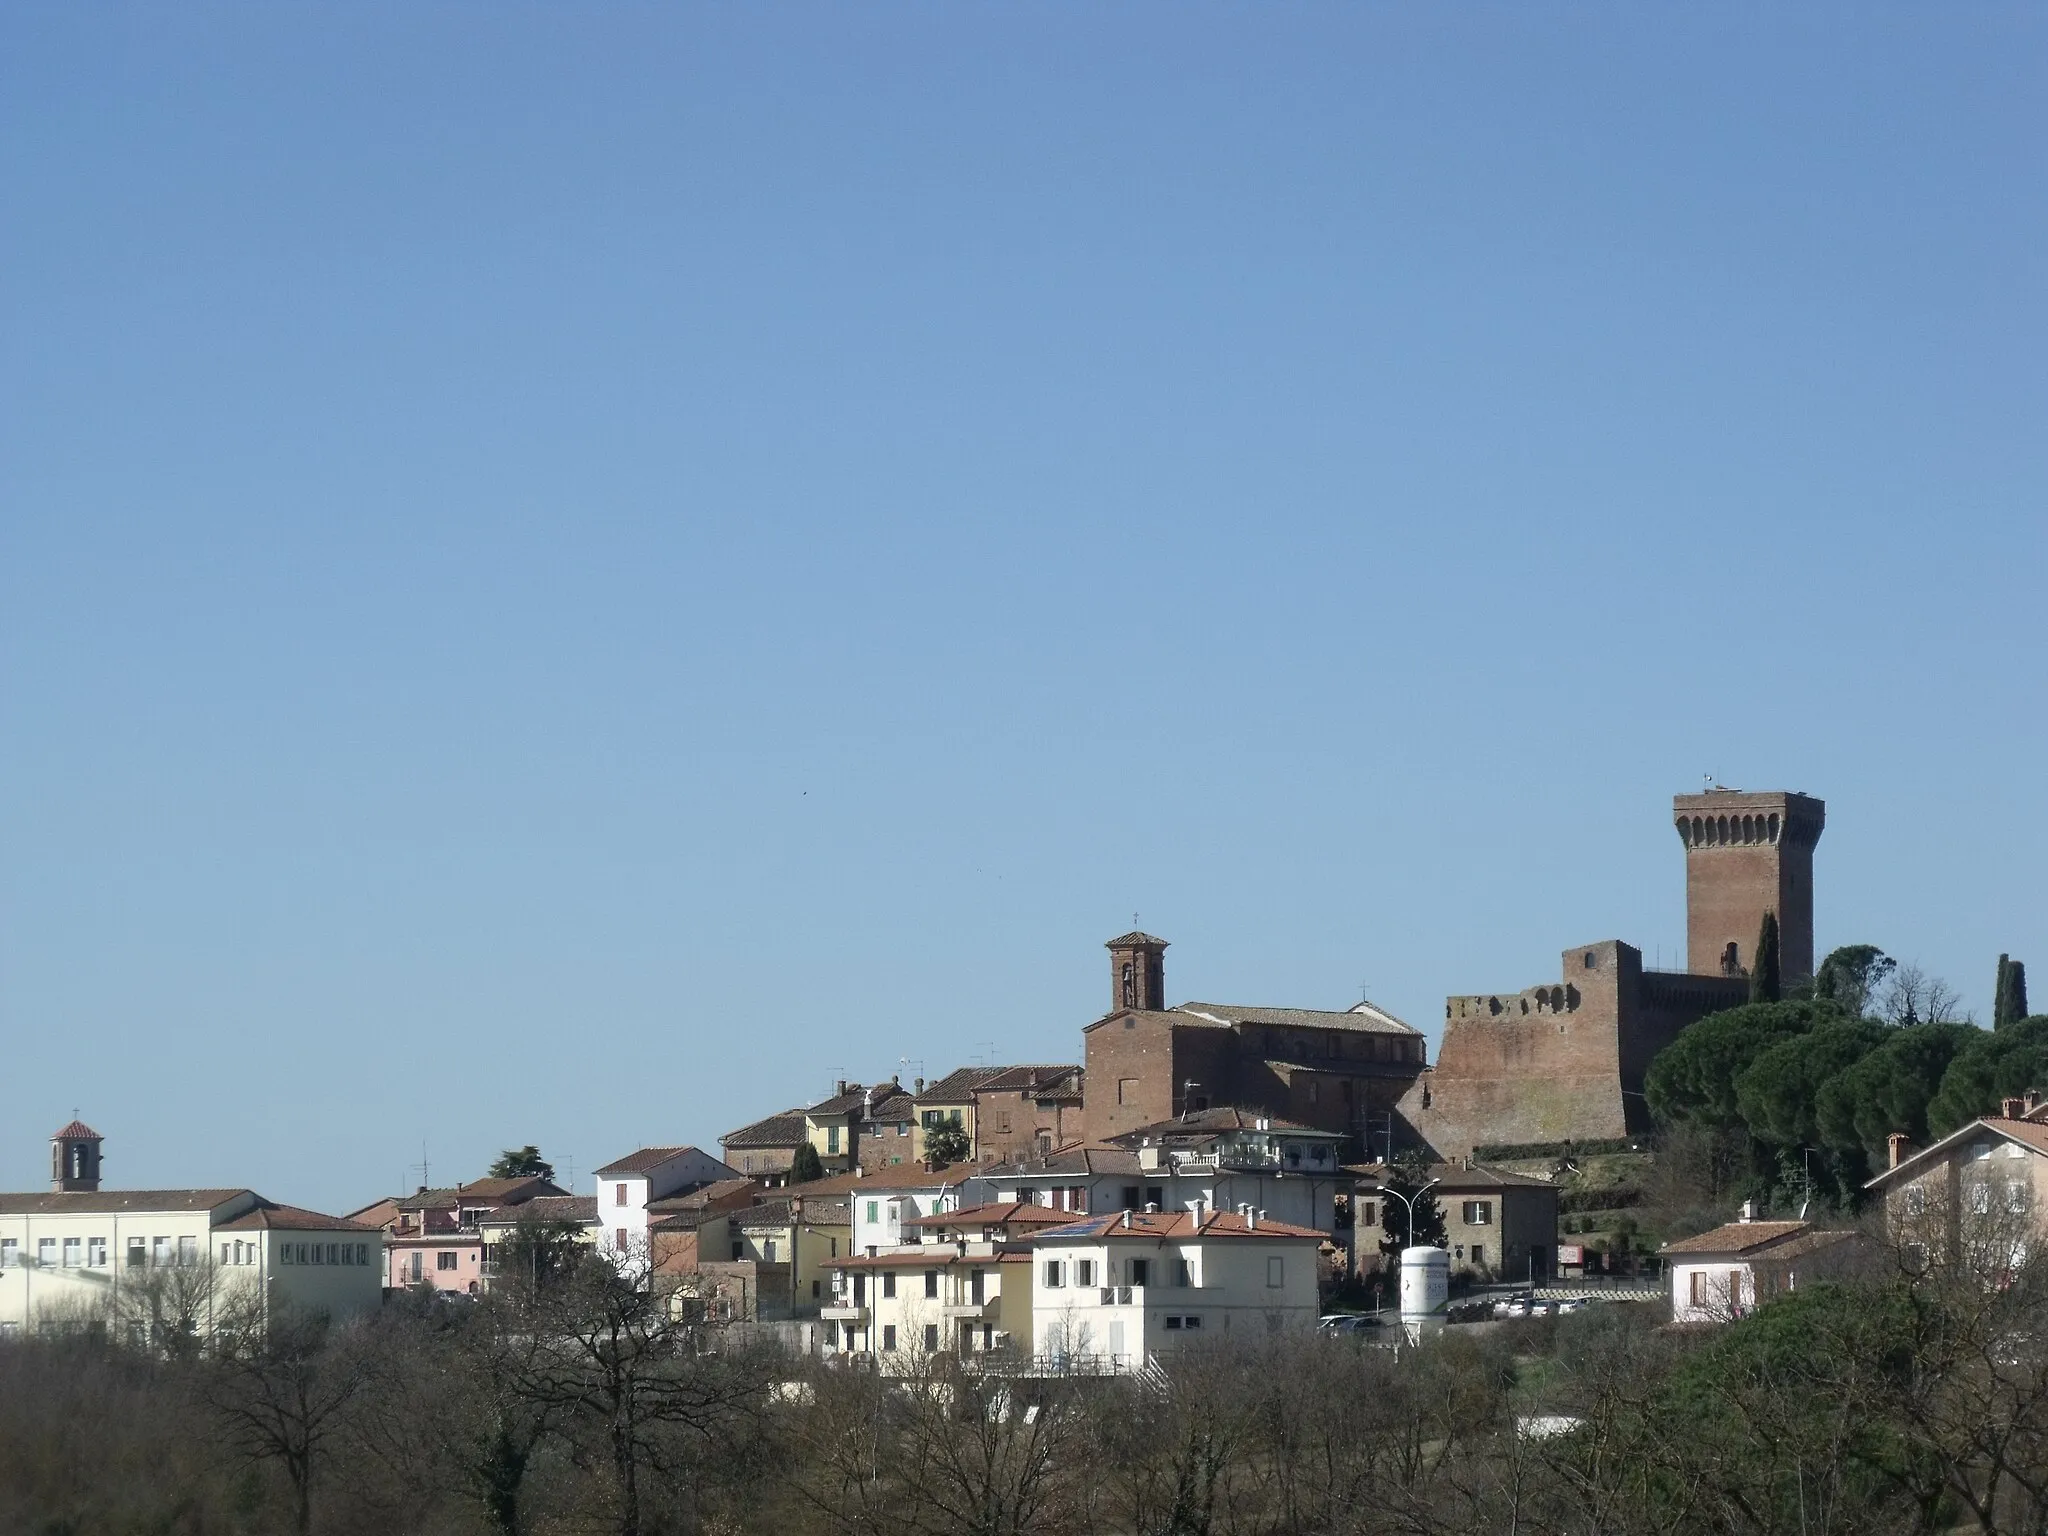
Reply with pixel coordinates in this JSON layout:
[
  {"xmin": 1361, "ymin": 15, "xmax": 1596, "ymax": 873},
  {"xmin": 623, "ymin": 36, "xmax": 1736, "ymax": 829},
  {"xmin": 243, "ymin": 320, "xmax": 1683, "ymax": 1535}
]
[
  {"xmin": 200, "ymin": 1300, "xmax": 376, "ymax": 1536},
  {"xmin": 505, "ymin": 1244, "xmax": 774, "ymax": 1536},
  {"xmin": 1881, "ymin": 962, "xmax": 1970, "ymax": 1027}
]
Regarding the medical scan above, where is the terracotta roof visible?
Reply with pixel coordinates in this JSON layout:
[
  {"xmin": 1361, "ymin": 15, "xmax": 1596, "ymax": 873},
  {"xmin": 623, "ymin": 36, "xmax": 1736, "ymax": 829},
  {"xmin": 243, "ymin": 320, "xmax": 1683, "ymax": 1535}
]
[
  {"xmin": 1118, "ymin": 1107, "xmax": 1337, "ymax": 1141},
  {"xmin": 1175, "ymin": 1002, "xmax": 1422, "ymax": 1038},
  {"xmin": 1659, "ymin": 1220, "xmax": 1812, "ymax": 1257},
  {"xmin": 0, "ymin": 1188, "xmax": 250, "ymax": 1216},
  {"xmin": 215, "ymin": 1201, "xmax": 376, "ymax": 1233},
  {"xmin": 831, "ymin": 1249, "xmax": 1035, "ymax": 1269},
  {"xmin": 594, "ymin": 1146, "xmax": 703, "ymax": 1176},
  {"xmin": 1033, "ymin": 1209, "xmax": 1327, "ymax": 1242},
  {"xmin": 647, "ymin": 1177, "xmax": 759, "ymax": 1214},
  {"xmin": 1866, "ymin": 1116, "xmax": 2048, "ymax": 1191},
  {"xmin": 51, "ymin": 1120, "xmax": 102, "ymax": 1141},
  {"xmin": 904, "ymin": 1202, "xmax": 1077, "ymax": 1229},
  {"xmin": 477, "ymin": 1195, "xmax": 598, "ymax": 1226},
  {"xmin": 975, "ymin": 1065, "xmax": 1083, "ymax": 1095},
  {"xmin": 780, "ymin": 1168, "xmax": 965, "ymax": 1197},
  {"xmin": 918, "ymin": 1067, "xmax": 1005, "ymax": 1103},
  {"xmin": 867, "ymin": 1090, "xmax": 917, "ymax": 1122},
  {"xmin": 397, "ymin": 1177, "xmax": 564, "ymax": 1211},
  {"xmin": 1105, "ymin": 932, "xmax": 1169, "ymax": 949},
  {"xmin": 343, "ymin": 1197, "xmax": 403, "ymax": 1227},
  {"xmin": 978, "ymin": 1145, "xmax": 1144, "ymax": 1178},
  {"xmin": 736, "ymin": 1196, "xmax": 851, "ymax": 1229},
  {"xmin": 721, "ymin": 1112, "xmax": 808, "ymax": 1149}
]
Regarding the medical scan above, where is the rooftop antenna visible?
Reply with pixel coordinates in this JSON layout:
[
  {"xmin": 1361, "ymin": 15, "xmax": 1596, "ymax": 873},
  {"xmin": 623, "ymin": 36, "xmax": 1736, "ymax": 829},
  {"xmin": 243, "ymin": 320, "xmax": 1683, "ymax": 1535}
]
[
  {"xmin": 413, "ymin": 1141, "xmax": 430, "ymax": 1191},
  {"xmin": 565, "ymin": 1154, "xmax": 576, "ymax": 1190}
]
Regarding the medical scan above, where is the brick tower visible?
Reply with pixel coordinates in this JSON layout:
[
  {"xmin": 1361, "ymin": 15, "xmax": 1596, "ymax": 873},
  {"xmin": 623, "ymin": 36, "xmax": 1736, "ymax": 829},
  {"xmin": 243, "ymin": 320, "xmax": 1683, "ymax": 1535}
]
[
  {"xmin": 1105, "ymin": 931, "xmax": 1168, "ymax": 1013},
  {"xmin": 1674, "ymin": 789, "xmax": 1825, "ymax": 983}
]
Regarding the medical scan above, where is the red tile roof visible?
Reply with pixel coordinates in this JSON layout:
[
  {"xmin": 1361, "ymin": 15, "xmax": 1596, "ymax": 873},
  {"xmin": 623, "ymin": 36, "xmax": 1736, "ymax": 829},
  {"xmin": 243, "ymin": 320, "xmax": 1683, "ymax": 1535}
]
[
  {"xmin": 903, "ymin": 1202, "xmax": 1076, "ymax": 1228},
  {"xmin": 593, "ymin": 1146, "xmax": 703, "ymax": 1176},
  {"xmin": 214, "ymin": 1201, "xmax": 378, "ymax": 1233},
  {"xmin": 51, "ymin": 1120, "xmax": 102, "ymax": 1140},
  {"xmin": 1034, "ymin": 1209, "xmax": 1327, "ymax": 1242},
  {"xmin": 1659, "ymin": 1220, "xmax": 1811, "ymax": 1257}
]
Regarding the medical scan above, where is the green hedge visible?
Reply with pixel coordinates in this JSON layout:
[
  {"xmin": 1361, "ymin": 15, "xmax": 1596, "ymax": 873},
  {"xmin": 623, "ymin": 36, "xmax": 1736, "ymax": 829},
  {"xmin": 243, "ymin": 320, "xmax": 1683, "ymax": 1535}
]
[{"xmin": 1471, "ymin": 1136, "xmax": 1641, "ymax": 1162}]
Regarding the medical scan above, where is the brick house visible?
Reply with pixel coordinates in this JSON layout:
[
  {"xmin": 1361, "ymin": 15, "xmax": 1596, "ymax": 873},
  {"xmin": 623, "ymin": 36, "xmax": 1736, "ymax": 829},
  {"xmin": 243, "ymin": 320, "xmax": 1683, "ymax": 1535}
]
[
  {"xmin": 969, "ymin": 1066, "xmax": 1085, "ymax": 1163},
  {"xmin": 1082, "ymin": 932, "xmax": 1427, "ymax": 1154},
  {"xmin": 720, "ymin": 1111, "xmax": 808, "ymax": 1185}
]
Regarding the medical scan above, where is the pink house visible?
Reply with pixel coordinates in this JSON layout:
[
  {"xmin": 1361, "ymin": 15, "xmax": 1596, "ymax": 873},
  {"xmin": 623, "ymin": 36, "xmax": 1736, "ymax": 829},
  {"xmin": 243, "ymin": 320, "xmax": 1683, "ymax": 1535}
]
[{"xmin": 370, "ymin": 1176, "xmax": 567, "ymax": 1294}]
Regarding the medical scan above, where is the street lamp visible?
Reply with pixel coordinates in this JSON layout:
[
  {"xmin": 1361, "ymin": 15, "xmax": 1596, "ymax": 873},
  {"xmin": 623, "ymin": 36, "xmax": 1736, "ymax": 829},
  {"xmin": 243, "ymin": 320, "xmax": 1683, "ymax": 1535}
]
[{"xmin": 1383, "ymin": 1176, "xmax": 1440, "ymax": 1248}]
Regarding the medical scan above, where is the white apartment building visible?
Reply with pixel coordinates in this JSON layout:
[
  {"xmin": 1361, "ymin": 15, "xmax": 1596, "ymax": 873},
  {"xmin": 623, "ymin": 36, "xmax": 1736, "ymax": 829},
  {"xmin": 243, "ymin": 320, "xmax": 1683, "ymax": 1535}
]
[
  {"xmin": 822, "ymin": 1202, "xmax": 1052, "ymax": 1363},
  {"xmin": 592, "ymin": 1145, "xmax": 743, "ymax": 1260},
  {"xmin": 1030, "ymin": 1205, "xmax": 1324, "ymax": 1372},
  {"xmin": 0, "ymin": 1124, "xmax": 380, "ymax": 1338}
]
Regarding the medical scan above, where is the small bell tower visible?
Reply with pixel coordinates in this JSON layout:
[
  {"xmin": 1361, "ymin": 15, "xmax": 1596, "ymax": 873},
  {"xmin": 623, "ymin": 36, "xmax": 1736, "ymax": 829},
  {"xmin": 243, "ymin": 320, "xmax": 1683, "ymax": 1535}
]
[
  {"xmin": 51, "ymin": 1120, "xmax": 103, "ymax": 1193},
  {"xmin": 1106, "ymin": 931, "xmax": 1168, "ymax": 1012}
]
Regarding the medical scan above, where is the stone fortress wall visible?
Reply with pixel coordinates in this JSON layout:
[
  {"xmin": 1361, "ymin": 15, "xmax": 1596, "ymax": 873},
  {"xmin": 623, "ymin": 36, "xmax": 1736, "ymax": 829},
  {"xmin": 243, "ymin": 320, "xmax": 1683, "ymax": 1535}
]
[{"xmin": 1399, "ymin": 788, "xmax": 1820, "ymax": 1160}]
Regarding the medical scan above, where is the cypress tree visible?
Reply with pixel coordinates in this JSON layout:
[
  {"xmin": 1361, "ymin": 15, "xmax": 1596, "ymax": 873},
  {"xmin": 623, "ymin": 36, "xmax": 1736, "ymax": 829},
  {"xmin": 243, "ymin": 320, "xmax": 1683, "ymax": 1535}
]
[
  {"xmin": 1996, "ymin": 955, "xmax": 2014, "ymax": 1029},
  {"xmin": 1750, "ymin": 911, "xmax": 1782, "ymax": 1004}
]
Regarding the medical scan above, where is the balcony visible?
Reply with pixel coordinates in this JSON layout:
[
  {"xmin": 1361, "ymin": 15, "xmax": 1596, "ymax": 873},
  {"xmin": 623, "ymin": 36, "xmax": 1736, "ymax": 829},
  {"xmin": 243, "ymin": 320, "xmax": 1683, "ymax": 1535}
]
[
  {"xmin": 943, "ymin": 1297, "xmax": 993, "ymax": 1319},
  {"xmin": 820, "ymin": 1304, "xmax": 869, "ymax": 1323},
  {"xmin": 1097, "ymin": 1285, "xmax": 1136, "ymax": 1305}
]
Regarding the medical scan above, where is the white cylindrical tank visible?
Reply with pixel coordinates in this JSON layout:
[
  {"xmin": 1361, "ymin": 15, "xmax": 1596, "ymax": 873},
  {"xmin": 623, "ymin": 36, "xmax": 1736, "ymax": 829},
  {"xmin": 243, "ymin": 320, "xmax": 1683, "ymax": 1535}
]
[{"xmin": 1399, "ymin": 1245, "xmax": 1449, "ymax": 1319}]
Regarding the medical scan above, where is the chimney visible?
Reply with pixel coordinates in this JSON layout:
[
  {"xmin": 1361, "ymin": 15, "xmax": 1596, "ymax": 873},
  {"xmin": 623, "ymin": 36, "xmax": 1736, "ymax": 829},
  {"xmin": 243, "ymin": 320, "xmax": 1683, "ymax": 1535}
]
[
  {"xmin": 1248, "ymin": 1208, "xmax": 1259, "ymax": 1229},
  {"xmin": 1888, "ymin": 1132, "xmax": 1911, "ymax": 1169},
  {"xmin": 915, "ymin": 1077, "xmax": 925, "ymax": 1094},
  {"xmin": 1738, "ymin": 1199, "xmax": 1758, "ymax": 1223},
  {"xmin": 1120, "ymin": 1209, "xmax": 1132, "ymax": 1230},
  {"xmin": 836, "ymin": 1080, "xmax": 848, "ymax": 1097},
  {"xmin": 2003, "ymin": 1097, "xmax": 2026, "ymax": 1120},
  {"xmin": 2026, "ymin": 1090, "xmax": 2044, "ymax": 1117}
]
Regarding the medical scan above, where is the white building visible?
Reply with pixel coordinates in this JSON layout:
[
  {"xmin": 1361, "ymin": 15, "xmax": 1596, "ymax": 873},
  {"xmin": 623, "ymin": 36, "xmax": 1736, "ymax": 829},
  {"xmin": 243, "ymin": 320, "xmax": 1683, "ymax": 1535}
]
[
  {"xmin": 1029, "ymin": 1205, "xmax": 1324, "ymax": 1373},
  {"xmin": 964, "ymin": 1111, "xmax": 1347, "ymax": 1241},
  {"xmin": 1660, "ymin": 1212, "xmax": 1862, "ymax": 1324},
  {"xmin": 0, "ymin": 1123, "xmax": 381, "ymax": 1339},
  {"xmin": 591, "ymin": 1145, "xmax": 743, "ymax": 1259}
]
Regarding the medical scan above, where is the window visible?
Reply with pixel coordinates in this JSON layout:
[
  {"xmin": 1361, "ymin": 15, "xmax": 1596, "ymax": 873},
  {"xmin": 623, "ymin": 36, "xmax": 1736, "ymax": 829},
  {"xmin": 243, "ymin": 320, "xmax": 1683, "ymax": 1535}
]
[
  {"xmin": 1118, "ymin": 1079, "xmax": 1141, "ymax": 1106},
  {"xmin": 924, "ymin": 1270, "xmax": 939, "ymax": 1299},
  {"xmin": 309, "ymin": 1243, "xmax": 324, "ymax": 1265},
  {"xmin": 923, "ymin": 1324, "xmax": 939, "ymax": 1351},
  {"xmin": 221, "ymin": 1243, "xmax": 232, "ymax": 1265},
  {"xmin": 882, "ymin": 1325, "xmax": 898, "ymax": 1352},
  {"xmin": 812, "ymin": 1279, "xmax": 821, "ymax": 1298},
  {"xmin": 178, "ymin": 1235, "xmax": 197, "ymax": 1266},
  {"xmin": 865, "ymin": 1122, "xmax": 879, "ymax": 1137},
  {"xmin": 38, "ymin": 1239, "xmax": 56, "ymax": 1268},
  {"xmin": 1176, "ymin": 1258, "xmax": 1192, "ymax": 1287},
  {"xmin": 763, "ymin": 1240, "xmax": 777, "ymax": 1264},
  {"xmin": 882, "ymin": 1272, "xmax": 897, "ymax": 1298},
  {"xmin": 616, "ymin": 1227, "xmax": 628, "ymax": 1249},
  {"xmin": 898, "ymin": 1122, "xmax": 909, "ymax": 1136},
  {"xmin": 1905, "ymin": 1186, "xmax": 1927, "ymax": 1216},
  {"xmin": 61, "ymin": 1237, "xmax": 80, "ymax": 1268},
  {"xmin": 1462, "ymin": 1201, "xmax": 1494, "ymax": 1225},
  {"xmin": 1145, "ymin": 1186, "xmax": 1163, "ymax": 1209},
  {"xmin": 1121, "ymin": 1186, "xmax": 1141, "ymax": 1211},
  {"xmin": 1973, "ymin": 1183, "xmax": 1992, "ymax": 1214},
  {"xmin": 1690, "ymin": 1271, "xmax": 1707, "ymax": 1305},
  {"xmin": 1472, "ymin": 1244, "xmax": 1485, "ymax": 1268},
  {"xmin": 1266, "ymin": 1256, "xmax": 1284, "ymax": 1289},
  {"xmin": 1362, "ymin": 1201, "xmax": 1377, "ymax": 1227},
  {"xmin": 865, "ymin": 1200, "xmax": 879, "ymax": 1224},
  {"xmin": 0, "ymin": 1240, "xmax": 15, "ymax": 1268},
  {"xmin": 408, "ymin": 1252, "xmax": 422, "ymax": 1280},
  {"xmin": 1043, "ymin": 1260, "xmax": 1066, "ymax": 1288},
  {"xmin": 1129, "ymin": 1258, "xmax": 1150, "ymax": 1287},
  {"xmin": 615, "ymin": 1183, "xmax": 628, "ymax": 1207},
  {"xmin": 152, "ymin": 1236, "xmax": 171, "ymax": 1267},
  {"xmin": 438, "ymin": 1250, "xmax": 458, "ymax": 1271},
  {"xmin": 1183, "ymin": 1313, "xmax": 1203, "ymax": 1329},
  {"xmin": 1070, "ymin": 1186, "xmax": 1087, "ymax": 1212},
  {"xmin": 2010, "ymin": 1182, "xmax": 2032, "ymax": 1213},
  {"xmin": 1075, "ymin": 1259, "xmax": 1095, "ymax": 1287},
  {"xmin": 1019, "ymin": 1187, "xmax": 1039, "ymax": 1206},
  {"xmin": 1165, "ymin": 1315, "xmax": 1184, "ymax": 1330}
]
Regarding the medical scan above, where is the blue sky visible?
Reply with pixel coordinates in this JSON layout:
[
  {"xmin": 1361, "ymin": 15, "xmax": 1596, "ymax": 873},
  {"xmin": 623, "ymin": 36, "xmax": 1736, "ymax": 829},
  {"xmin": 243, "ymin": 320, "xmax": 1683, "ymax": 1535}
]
[{"xmin": 2, "ymin": 6, "xmax": 2042, "ymax": 1213}]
